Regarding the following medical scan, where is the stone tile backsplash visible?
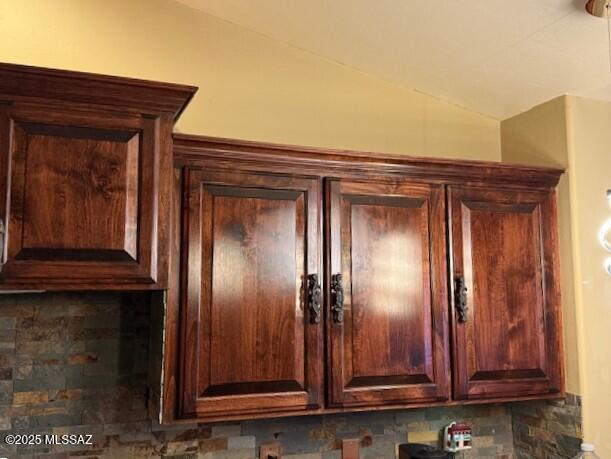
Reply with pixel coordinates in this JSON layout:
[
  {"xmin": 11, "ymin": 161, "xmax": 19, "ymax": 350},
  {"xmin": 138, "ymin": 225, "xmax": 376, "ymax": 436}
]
[
  {"xmin": 512, "ymin": 394, "xmax": 582, "ymax": 459},
  {"xmin": 0, "ymin": 292, "xmax": 577, "ymax": 458}
]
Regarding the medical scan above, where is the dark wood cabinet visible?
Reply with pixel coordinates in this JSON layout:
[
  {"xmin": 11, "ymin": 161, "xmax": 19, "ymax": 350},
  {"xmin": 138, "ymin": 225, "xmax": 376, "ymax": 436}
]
[
  {"xmin": 162, "ymin": 135, "xmax": 565, "ymax": 423},
  {"xmin": 1, "ymin": 64, "xmax": 566, "ymax": 424},
  {"xmin": 0, "ymin": 64, "xmax": 195, "ymax": 289},
  {"xmin": 448, "ymin": 186, "xmax": 563, "ymax": 400},
  {"xmin": 178, "ymin": 168, "xmax": 323, "ymax": 419},
  {"xmin": 326, "ymin": 179, "xmax": 450, "ymax": 407}
]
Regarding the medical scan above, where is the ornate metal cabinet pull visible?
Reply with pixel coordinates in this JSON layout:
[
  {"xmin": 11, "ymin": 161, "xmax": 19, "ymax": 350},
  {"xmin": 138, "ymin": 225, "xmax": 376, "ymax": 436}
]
[
  {"xmin": 331, "ymin": 273, "xmax": 344, "ymax": 324},
  {"xmin": 455, "ymin": 276, "xmax": 468, "ymax": 323},
  {"xmin": 307, "ymin": 274, "xmax": 321, "ymax": 324}
]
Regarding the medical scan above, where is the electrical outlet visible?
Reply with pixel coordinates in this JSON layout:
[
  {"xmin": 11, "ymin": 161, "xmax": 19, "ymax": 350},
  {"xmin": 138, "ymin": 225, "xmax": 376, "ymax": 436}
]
[
  {"xmin": 260, "ymin": 442, "xmax": 282, "ymax": 459},
  {"xmin": 342, "ymin": 438, "xmax": 359, "ymax": 459}
]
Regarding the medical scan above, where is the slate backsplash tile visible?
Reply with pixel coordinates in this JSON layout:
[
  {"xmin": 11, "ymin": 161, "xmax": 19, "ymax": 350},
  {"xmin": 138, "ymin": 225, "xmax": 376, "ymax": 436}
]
[
  {"xmin": 511, "ymin": 394, "xmax": 582, "ymax": 459},
  {"xmin": 0, "ymin": 292, "xmax": 577, "ymax": 458}
]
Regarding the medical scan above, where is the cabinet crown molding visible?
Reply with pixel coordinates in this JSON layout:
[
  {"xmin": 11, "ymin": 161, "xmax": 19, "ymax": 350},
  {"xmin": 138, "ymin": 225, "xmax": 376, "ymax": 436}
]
[
  {"xmin": 173, "ymin": 134, "xmax": 563, "ymax": 188},
  {"xmin": 0, "ymin": 63, "xmax": 197, "ymax": 119}
]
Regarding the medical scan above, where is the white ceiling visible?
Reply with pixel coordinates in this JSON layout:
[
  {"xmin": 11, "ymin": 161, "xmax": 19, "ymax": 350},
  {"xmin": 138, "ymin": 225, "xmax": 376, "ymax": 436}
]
[{"xmin": 177, "ymin": 0, "xmax": 611, "ymax": 119}]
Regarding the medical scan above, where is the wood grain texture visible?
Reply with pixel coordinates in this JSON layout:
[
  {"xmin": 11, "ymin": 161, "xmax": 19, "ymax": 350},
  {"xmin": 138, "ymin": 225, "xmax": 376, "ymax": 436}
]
[
  {"xmin": 449, "ymin": 186, "xmax": 564, "ymax": 400},
  {"xmin": 179, "ymin": 168, "xmax": 322, "ymax": 419},
  {"xmin": 207, "ymin": 188, "xmax": 302, "ymax": 390},
  {"xmin": 18, "ymin": 126, "xmax": 139, "ymax": 259},
  {"xmin": 0, "ymin": 106, "xmax": 154, "ymax": 285},
  {"xmin": 165, "ymin": 135, "xmax": 565, "ymax": 422},
  {"xmin": 0, "ymin": 64, "xmax": 195, "ymax": 289},
  {"xmin": 326, "ymin": 179, "xmax": 450, "ymax": 408}
]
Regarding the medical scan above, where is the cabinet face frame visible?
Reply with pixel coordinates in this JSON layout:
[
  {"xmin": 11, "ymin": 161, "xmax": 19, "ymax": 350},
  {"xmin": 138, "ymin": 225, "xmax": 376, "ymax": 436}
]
[
  {"xmin": 178, "ymin": 167, "xmax": 323, "ymax": 419},
  {"xmin": 448, "ymin": 186, "xmax": 564, "ymax": 400},
  {"xmin": 325, "ymin": 179, "xmax": 451, "ymax": 408}
]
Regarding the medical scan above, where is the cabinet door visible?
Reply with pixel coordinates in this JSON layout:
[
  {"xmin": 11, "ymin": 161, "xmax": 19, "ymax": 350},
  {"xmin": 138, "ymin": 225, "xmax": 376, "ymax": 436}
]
[
  {"xmin": 327, "ymin": 180, "xmax": 450, "ymax": 408},
  {"xmin": 449, "ymin": 187, "xmax": 563, "ymax": 400},
  {"xmin": 180, "ymin": 168, "xmax": 322, "ymax": 419},
  {"xmin": 0, "ymin": 102, "xmax": 172, "ymax": 289}
]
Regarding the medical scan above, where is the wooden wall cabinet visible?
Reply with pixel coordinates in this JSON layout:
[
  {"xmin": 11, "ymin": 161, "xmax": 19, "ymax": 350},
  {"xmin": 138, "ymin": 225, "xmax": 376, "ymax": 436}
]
[
  {"xmin": 161, "ymin": 135, "xmax": 566, "ymax": 423},
  {"xmin": 0, "ymin": 64, "xmax": 195, "ymax": 290},
  {"xmin": 449, "ymin": 187, "xmax": 564, "ymax": 400},
  {"xmin": 1, "ymin": 63, "xmax": 565, "ymax": 424}
]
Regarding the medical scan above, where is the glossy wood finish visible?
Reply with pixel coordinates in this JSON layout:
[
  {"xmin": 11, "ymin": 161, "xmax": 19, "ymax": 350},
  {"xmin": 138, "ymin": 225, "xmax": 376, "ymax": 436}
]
[
  {"xmin": 326, "ymin": 179, "xmax": 450, "ymax": 407},
  {"xmin": 179, "ymin": 168, "xmax": 322, "ymax": 419},
  {"xmin": 449, "ymin": 186, "xmax": 564, "ymax": 400},
  {"xmin": 158, "ymin": 133, "xmax": 565, "ymax": 423},
  {"xmin": 0, "ymin": 63, "xmax": 196, "ymax": 289}
]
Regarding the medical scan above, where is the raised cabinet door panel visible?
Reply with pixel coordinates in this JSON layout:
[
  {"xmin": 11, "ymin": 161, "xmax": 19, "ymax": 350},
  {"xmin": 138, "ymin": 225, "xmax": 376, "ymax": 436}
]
[
  {"xmin": 449, "ymin": 187, "xmax": 564, "ymax": 400},
  {"xmin": 180, "ymin": 168, "xmax": 322, "ymax": 419},
  {"xmin": 0, "ymin": 102, "xmax": 171, "ymax": 288},
  {"xmin": 326, "ymin": 180, "xmax": 450, "ymax": 408}
]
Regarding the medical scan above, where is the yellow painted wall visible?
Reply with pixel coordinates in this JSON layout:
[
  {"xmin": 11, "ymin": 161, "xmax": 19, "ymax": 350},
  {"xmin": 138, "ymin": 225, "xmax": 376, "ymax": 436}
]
[
  {"xmin": 566, "ymin": 96, "xmax": 611, "ymax": 455},
  {"xmin": 501, "ymin": 97, "xmax": 568, "ymax": 168},
  {"xmin": 502, "ymin": 95, "xmax": 611, "ymax": 456},
  {"xmin": 0, "ymin": 0, "xmax": 500, "ymax": 160}
]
